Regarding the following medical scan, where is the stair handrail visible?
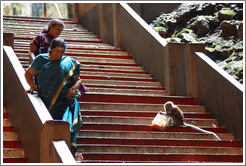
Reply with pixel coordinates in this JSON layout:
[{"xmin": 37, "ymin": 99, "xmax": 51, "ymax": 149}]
[{"xmin": 3, "ymin": 43, "xmax": 76, "ymax": 163}]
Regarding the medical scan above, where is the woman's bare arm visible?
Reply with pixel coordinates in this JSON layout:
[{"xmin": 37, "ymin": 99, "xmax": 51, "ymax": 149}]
[
  {"xmin": 25, "ymin": 66, "xmax": 38, "ymax": 94},
  {"xmin": 29, "ymin": 43, "xmax": 38, "ymax": 62}
]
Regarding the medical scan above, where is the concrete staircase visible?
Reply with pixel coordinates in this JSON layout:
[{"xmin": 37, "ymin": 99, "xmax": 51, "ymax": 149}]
[
  {"xmin": 3, "ymin": 108, "xmax": 28, "ymax": 163},
  {"xmin": 3, "ymin": 15, "xmax": 243, "ymax": 163}
]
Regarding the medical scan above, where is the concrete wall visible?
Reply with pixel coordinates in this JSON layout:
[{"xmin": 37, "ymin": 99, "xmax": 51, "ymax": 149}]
[
  {"xmin": 78, "ymin": 3, "xmax": 180, "ymax": 39},
  {"xmin": 119, "ymin": 4, "xmax": 168, "ymax": 88},
  {"xmin": 129, "ymin": 3, "xmax": 181, "ymax": 24},
  {"xmin": 195, "ymin": 52, "xmax": 243, "ymax": 142},
  {"xmin": 78, "ymin": 4, "xmax": 100, "ymax": 39},
  {"xmin": 77, "ymin": 3, "xmax": 97, "ymax": 17}
]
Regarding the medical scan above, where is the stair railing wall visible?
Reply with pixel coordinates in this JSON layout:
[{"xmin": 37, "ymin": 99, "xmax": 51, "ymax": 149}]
[
  {"xmin": 194, "ymin": 52, "xmax": 243, "ymax": 143},
  {"xmin": 3, "ymin": 43, "xmax": 75, "ymax": 163}
]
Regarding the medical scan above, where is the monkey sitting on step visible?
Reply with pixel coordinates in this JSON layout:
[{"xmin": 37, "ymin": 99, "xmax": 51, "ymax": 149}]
[{"xmin": 162, "ymin": 101, "xmax": 221, "ymax": 140}]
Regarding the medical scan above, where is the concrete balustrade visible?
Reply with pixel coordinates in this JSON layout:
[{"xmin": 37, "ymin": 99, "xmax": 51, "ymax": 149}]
[{"xmin": 194, "ymin": 52, "xmax": 243, "ymax": 142}]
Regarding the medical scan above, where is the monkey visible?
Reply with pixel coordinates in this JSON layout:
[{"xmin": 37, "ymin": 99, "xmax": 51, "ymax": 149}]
[{"xmin": 162, "ymin": 101, "xmax": 221, "ymax": 140}]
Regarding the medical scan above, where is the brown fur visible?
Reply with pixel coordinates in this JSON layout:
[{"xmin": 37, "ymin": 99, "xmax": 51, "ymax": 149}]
[{"xmin": 163, "ymin": 101, "xmax": 221, "ymax": 140}]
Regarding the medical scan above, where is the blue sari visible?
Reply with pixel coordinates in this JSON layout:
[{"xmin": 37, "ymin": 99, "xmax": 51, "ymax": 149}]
[{"xmin": 31, "ymin": 53, "xmax": 83, "ymax": 150}]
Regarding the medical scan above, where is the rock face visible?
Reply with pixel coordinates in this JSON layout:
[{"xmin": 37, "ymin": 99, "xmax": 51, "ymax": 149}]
[{"xmin": 150, "ymin": 3, "xmax": 243, "ymax": 84}]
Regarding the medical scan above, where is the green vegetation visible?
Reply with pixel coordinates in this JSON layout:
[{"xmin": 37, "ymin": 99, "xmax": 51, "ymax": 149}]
[
  {"xmin": 150, "ymin": 3, "xmax": 243, "ymax": 84},
  {"xmin": 220, "ymin": 8, "xmax": 237, "ymax": 16}
]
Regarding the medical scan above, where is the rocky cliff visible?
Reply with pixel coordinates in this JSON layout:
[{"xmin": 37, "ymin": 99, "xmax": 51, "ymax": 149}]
[{"xmin": 150, "ymin": 3, "xmax": 243, "ymax": 84}]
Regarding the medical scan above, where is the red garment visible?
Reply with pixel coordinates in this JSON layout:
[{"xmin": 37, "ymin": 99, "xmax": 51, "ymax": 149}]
[{"xmin": 31, "ymin": 33, "xmax": 55, "ymax": 56}]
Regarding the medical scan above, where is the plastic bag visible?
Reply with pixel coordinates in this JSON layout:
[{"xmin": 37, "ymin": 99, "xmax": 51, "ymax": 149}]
[{"xmin": 151, "ymin": 111, "xmax": 169, "ymax": 131}]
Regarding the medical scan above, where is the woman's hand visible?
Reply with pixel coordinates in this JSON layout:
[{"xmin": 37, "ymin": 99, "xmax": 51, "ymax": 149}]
[
  {"xmin": 65, "ymin": 77, "xmax": 81, "ymax": 98},
  {"xmin": 25, "ymin": 66, "xmax": 38, "ymax": 95},
  {"xmin": 65, "ymin": 86, "xmax": 76, "ymax": 98},
  {"xmin": 25, "ymin": 86, "xmax": 39, "ymax": 95}
]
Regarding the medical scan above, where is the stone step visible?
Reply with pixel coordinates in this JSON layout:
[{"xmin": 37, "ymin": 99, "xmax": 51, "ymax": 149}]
[
  {"xmin": 80, "ymin": 80, "xmax": 162, "ymax": 88},
  {"xmin": 3, "ymin": 149, "xmax": 25, "ymax": 158},
  {"xmin": 3, "ymin": 19, "xmax": 83, "ymax": 26},
  {"xmin": 85, "ymin": 85, "xmax": 165, "ymax": 91},
  {"xmin": 3, "ymin": 132, "xmax": 18, "ymax": 141},
  {"xmin": 81, "ymin": 110, "xmax": 211, "ymax": 118},
  {"xmin": 3, "ymin": 158, "xmax": 29, "ymax": 163},
  {"xmin": 3, "ymin": 15, "xmax": 76, "ymax": 21},
  {"xmin": 3, "ymin": 112, "xmax": 8, "ymax": 118},
  {"xmin": 79, "ymin": 94, "xmax": 198, "ymax": 105},
  {"xmin": 3, "ymin": 17, "xmax": 81, "ymax": 24},
  {"xmin": 86, "ymin": 88, "xmax": 168, "ymax": 96},
  {"xmin": 15, "ymin": 52, "xmax": 137, "ymax": 64},
  {"xmin": 14, "ymin": 43, "xmax": 125, "ymax": 51},
  {"xmin": 4, "ymin": 30, "xmax": 100, "ymax": 40},
  {"xmin": 14, "ymin": 40, "xmax": 123, "ymax": 51},
  {"xmin": 81, "ymin": 153, "xmax": 243, "ymax": 163},
  {"xmin": 77, "ymin": 137, "xmax": 241, "ymax": 147},
  {"xmin": 80, "ymin": 102, "xmax": 204, "ymax": 112},
  {"xmin": 82, "ymin": 116, "xmax": 218, "ymax": 127},
  {"xmin": 80, "ymin": 75, "xmax": 157, "ymax": 82},
  {"xmin": 3, "ymin": 126, "xmax": 14, "ymax": 132},
  {"xmin": 85, "ymin": 92, "xmax": 166, "ymax": 97},
  {"xmin": 80, "ymin": 71, "xmax": 152, "ymax": 79},
  {"xmin": 3, "ymin": 28, "xmax": 98, "ymax": 35},
  {"xmin": 78, "ymin": 130, "xmax": 234, "ymax": 141},
  {"xmin": 3, "ymin": 141, "xmax": 22, "ymax": 148},
  {"xmin": 3, "ymin": 22, "xmax": 85, "ymax": 30},
  {"xmin": 14, "ymin": 36, "xmax": 102, "ymax": 43},
  {"xmin": 77, "ymin": 144, "xmax": 243, "ymax": 155},
  {"xmin": 14, "ymin": 47, "xmax": 130, "ymax": 56},
  {"xmin": 81, "ymin": 123, "xmax": 226, "ymax": 134},
  {"xmin": 21, "ymin": 62, "xmax": 146, "ymax": 73},
  {"xmin": 3, "ymin": 21, "xmax": 83, "ymax": 27},
  {"xmin": 3, "ymin": 119, "xmax": 12, "ymax": 126}
]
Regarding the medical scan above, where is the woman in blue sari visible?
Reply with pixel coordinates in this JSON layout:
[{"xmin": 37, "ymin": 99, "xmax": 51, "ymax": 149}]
[{"xmin": 25, "ymin": 38, "xmax": 83, "ymax": 161}]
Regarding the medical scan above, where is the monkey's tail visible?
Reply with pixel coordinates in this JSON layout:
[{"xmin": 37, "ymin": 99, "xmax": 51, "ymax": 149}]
[{"xmin": 183, "ymin": 122, "xmax": 221, "ymax": 140}]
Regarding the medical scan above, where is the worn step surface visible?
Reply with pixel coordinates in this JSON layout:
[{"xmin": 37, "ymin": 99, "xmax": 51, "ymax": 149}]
[
  {"xmin": 80, "ymin": 153, "xmax": 243, "ymax": 163},
  {"xmin": 78, "ymin": 130, "xmax": 234, "ymax": 141},
  {"xmin": 3, "ymin": 15, "xmax": 243, "ymax": 163}
]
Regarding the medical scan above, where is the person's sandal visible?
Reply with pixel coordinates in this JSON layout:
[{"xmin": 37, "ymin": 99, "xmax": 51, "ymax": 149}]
[{"xmin": 74, "ymin": 152, "xmax": 84, "ymax": 161}]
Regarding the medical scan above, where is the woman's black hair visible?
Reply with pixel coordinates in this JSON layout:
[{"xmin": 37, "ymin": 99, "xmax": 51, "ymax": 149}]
[
  {"xmin": 48, "ymin": 37, "xmax": 66, "ymax": 53},
  {"xmin": 42, "ymin": 18, "xmax": 65, "ymax": 33}
]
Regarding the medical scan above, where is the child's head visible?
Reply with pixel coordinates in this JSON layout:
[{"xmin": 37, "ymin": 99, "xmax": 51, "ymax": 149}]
[{"xmin": 42, "ymin": 19, "xmax": 65, "ymax": 38}]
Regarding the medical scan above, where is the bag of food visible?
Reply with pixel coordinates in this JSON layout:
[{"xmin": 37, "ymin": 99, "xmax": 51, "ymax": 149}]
[{"xmin": 151, "ymin": 111, "xmax": 169, "ymax": 131}]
